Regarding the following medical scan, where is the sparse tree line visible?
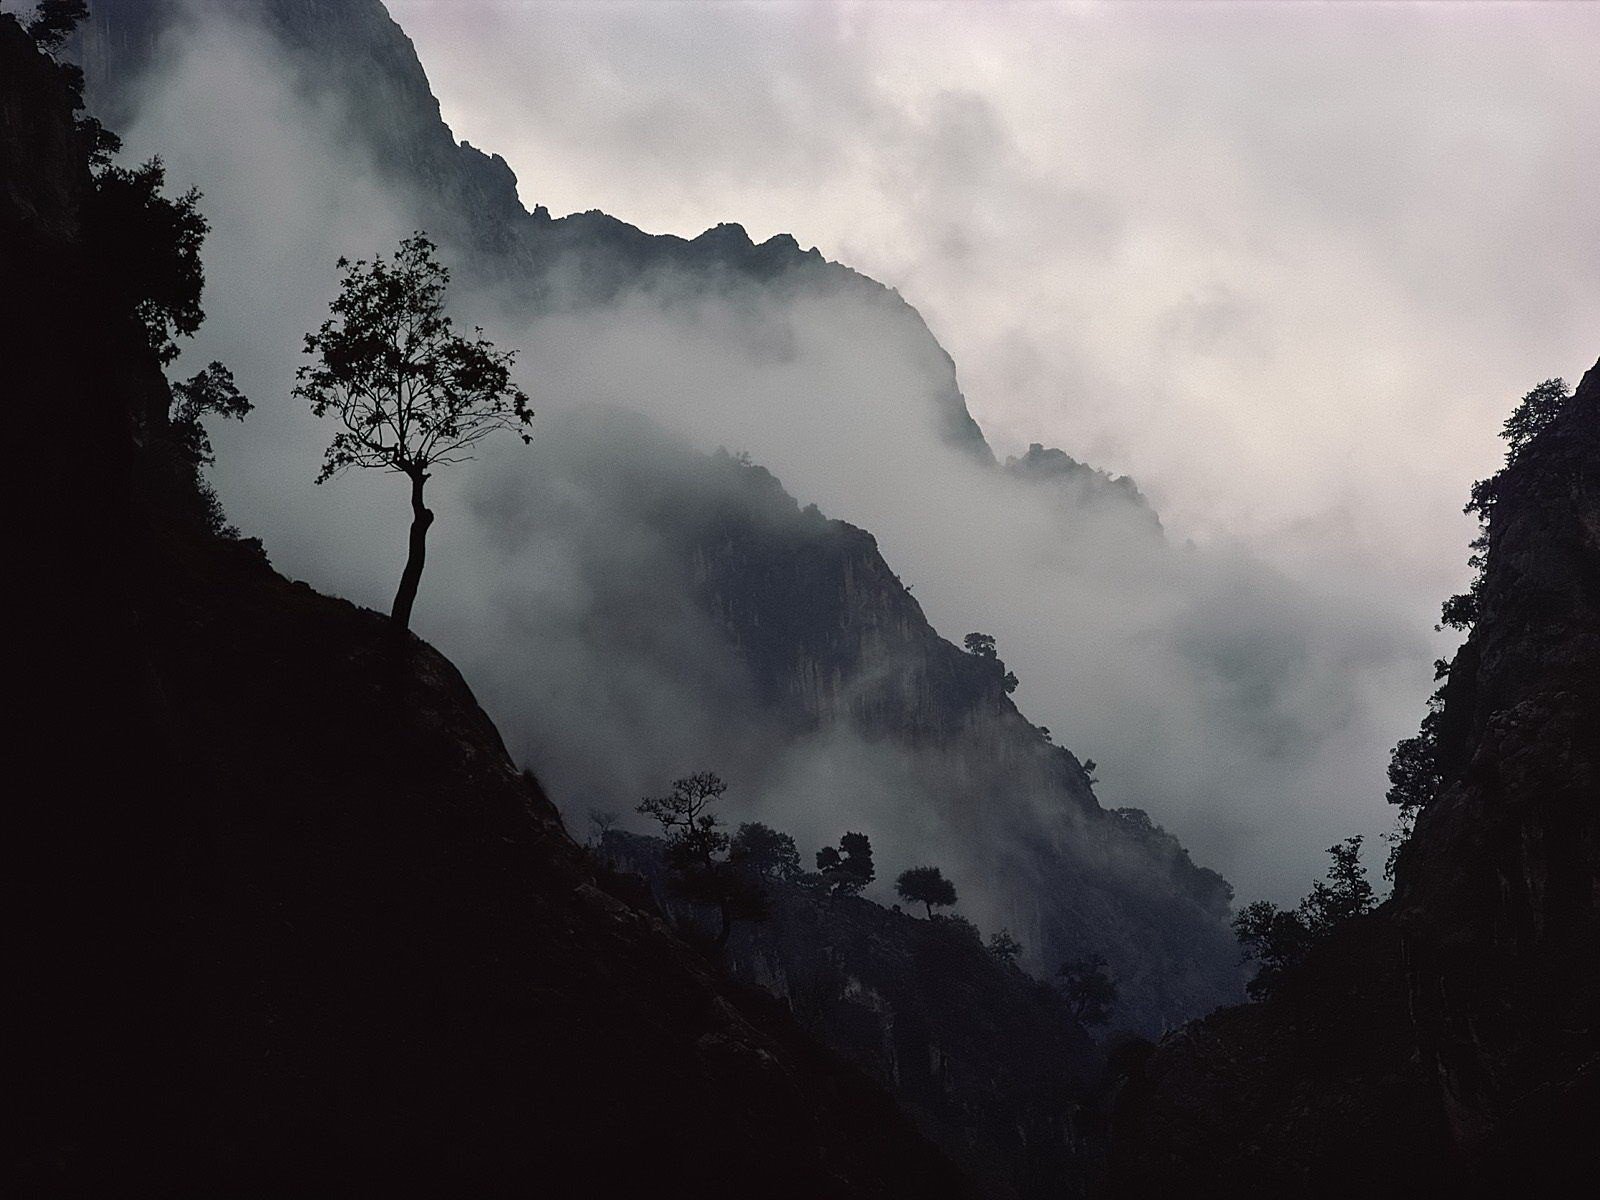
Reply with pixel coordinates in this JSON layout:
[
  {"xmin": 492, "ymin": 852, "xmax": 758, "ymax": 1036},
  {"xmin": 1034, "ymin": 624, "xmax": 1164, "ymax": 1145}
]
[{"xmin": 602, "ymin": 771, "xmax": 1119, "ymax": 1026}]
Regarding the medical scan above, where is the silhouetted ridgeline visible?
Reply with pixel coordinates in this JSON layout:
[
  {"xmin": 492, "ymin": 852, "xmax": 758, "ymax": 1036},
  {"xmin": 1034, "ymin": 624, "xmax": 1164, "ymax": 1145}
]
[
  {"xmin": 1104, "ymin": 362, "xmax": 1600, "ymax": 1196},
  {"xmin": 605, "ymin": 830, "xmax": 1098, "ymax": 1200},
  {"xmin": 74, "ymin": 0, "xmax": 1237, "ymax": 1033},
  {"xmin": 6, "ymin": 18, "xmax": 964, "ymax": 1194}
]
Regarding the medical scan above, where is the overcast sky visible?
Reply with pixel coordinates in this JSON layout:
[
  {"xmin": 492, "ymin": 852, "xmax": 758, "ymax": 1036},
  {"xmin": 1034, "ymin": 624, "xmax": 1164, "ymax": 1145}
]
[
  {"xmin": 102, "ymin": 0, "xmax": 1597, "ymax": 906},
  {"xmin": 391, "ymin": 0, "xmax": 1598, "ymax": 584}
]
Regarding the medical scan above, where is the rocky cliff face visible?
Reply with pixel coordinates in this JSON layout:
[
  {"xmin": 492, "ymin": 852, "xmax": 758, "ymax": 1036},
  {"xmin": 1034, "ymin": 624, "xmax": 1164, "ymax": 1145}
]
[
  {"xmin": 8, "ymin": 20, "xmax": 966, "ymax": 1193},
  {"xmin": 605, "ymin": 832, "xmax": 1098, "ymax": 1200},
  {"xmin": 1104, "ymin": 364, "xmax": 1599, "ymax": 1195}
]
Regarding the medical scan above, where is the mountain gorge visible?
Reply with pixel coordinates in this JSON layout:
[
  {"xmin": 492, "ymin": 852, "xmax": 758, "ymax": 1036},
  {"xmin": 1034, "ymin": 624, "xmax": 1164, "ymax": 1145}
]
[
  {"xmin": 6, "ymin": 20, "xmax": 966, "ymax": 1192},
  {"xmin": 74, "ymin": 0, "xmax": 1244, "ymax": 1031},
  {"xmin": 10, "ymin": 1, "xmax": 1596, "ymax": 1194}
]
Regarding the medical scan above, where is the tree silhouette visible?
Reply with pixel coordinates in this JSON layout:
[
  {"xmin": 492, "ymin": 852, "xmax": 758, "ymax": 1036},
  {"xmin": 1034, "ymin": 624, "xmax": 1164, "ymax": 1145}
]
[
  {"xmin": 816, "ymin": 832, "xmax": 875, "ymax": 898},
  {"xmin": 963, "ymin": 632, "xmax": 997, "ymax": 658},
  {"xmin": 987, "ymin": 929, "xmax": 1024, "ymax": 965},
  {"xmin": 637, "ymin": 773, "xmax": 764, "ymax": 946},
  {"xmin": 1058, "ymin": 954, "xmax": 1117, "ymax": 1026},
  {"xmin": 1233, "ymin": 836, "xmax": 1375, "ymax": 998},
  {"xmin": 296, "ymin": 233, "xmax": 532, "ymax": 631},
  {"xmin": 730, "ymin": 822, "xmax": 802, "ymax": 880},
  {"xmin": 896, "ymin": 865, "xmax": 958, "ymax": 917}
]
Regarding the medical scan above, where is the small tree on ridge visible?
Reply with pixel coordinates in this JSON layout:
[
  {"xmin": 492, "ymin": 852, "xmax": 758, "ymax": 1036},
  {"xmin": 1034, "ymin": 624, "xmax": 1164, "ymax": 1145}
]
[
  {"xmin": 896, "ymin": 865, "xmax": 958, "ymax": 918},
  {"xmin": 296, "ymin": 233, "xmax": 532, "ymax": 631}
]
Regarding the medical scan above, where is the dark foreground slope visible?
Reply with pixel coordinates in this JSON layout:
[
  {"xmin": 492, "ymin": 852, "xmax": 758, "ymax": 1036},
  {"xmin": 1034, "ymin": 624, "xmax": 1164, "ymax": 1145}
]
[
  {"xmin": 1104, "ymin": 364, "xmax": 1600, "ymax": 1196},
  {"xmin": 6, "ymin": 21, "xmax": 963, "ymax": 1195},
  {"xmin": 606, "ymin": 832, "xmax": 1099, "ymax": 1199}
]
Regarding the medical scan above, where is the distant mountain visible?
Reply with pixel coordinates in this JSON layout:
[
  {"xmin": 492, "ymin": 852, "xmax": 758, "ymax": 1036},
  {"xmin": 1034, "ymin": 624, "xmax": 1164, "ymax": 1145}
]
[
  {"xmin": 1105, "ymin": 362, "xmax": 1600, "ymax": 1193},
  {"xmin": 76, "ymin": 0, "xmax": 1237, "ymax": 1032}
]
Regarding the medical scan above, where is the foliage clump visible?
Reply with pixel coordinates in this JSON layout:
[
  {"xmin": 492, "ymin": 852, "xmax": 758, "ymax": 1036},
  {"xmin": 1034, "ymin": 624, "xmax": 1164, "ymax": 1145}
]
[
  {"xmin": 896, "ymin": 865, "xmax": 958, "ymax": 918},
  {"xmin": 1231, "ymin": 836, "xmax": 1374, "ymax": 999},
  {"xmin": 637, "ymin": 773, "xmax": 767, "ymax": 946},
  {"xmin": 813, "ymin": 832, "xmax": 876, "ymax": 898}
]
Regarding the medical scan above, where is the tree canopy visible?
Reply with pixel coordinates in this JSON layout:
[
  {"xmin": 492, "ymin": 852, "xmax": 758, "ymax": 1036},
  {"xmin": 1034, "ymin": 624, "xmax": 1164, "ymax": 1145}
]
[
  {"xmin": 896, "ymin": 865, "xmax": 958, "ymax": 917},
  {"xmin": 816, "ymin": 832, "xmax": 875, "ymax": 898},
  {"xmin": 296, "ymin": 233, "xmax": 532, "ymax": 629},
  {"xmin": 730, "ymin": 822, "xmax": 802, "ymax": 880}
]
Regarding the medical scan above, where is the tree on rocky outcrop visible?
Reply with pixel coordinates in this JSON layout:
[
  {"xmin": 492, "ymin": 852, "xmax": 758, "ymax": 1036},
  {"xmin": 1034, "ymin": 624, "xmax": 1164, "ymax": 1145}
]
[
  {"xmin": 1300, "ymin": 837, "xmax": 1374, "ymax": 935},
  {"xmin": 24, "ymin": 0, "xmax": 85, "ymax": 51},
  {"xmin": 638, "ymin": 773, "xmax": 765, "ymax": 946},
  {"xmin": 896, "ymin": 865, "xmax": 958, "ymax": 918},
  {"xmin": 297, "ymin": 233, "xmax": 532, "ymax": 631},
  {"xmin": 964, "ymin": 631, "xmax": 1020, "ymax": 693},
  {"xmin": 987, "ymin": 929, "xmax": 1024, "ymax": 965},
  {"xmin": 1233, "ymin": 836, "xmax": 1375, "ymax": 998},
  {"xmin": 1058, "ymin": 955, "xmax": 1117, "ymax": 1026},
  {"xmin": 1440, "ymin": 377, "xmax": 1573, "ymax": 633},
  {"xmin": 730, "ymin": 822, "xmax": 802, "ymax": 880},
  {"xmin": 816, "ymin": 832, "xmax": 875, "ymax": 898}
]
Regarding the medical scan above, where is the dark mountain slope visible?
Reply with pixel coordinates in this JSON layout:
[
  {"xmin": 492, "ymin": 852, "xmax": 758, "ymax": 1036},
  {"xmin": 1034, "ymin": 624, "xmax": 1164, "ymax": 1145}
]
[
  {"xmin": 606, "ymin": 831, "xmax": 1099, "ymax": 1200},
  {"xmin": 482, "ymin": 411, "xmax": 1240, "ymax": 1032},
  {"xmin": 1104, "ymin": 362, "xmax": 1600, "ymax": 1196},
  {"xmin": 6, "ymin": 19, "xmax": 965, "ymax": 1194}
]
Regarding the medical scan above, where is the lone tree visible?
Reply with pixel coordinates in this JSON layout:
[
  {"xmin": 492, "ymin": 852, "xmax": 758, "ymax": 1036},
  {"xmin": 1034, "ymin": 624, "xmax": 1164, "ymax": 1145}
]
[
  {"xmin": 296, "ymin": 233, "xmax": 532, "ymax": 631},
  {"xmin": 638, "ymin": 773, "xmax": 765, "ymax": 946},
  {"xmin": 816, "ymin": 832, "xmax": 875, "ymax": 898},
  {"xmin": 896, "ymin": 865, "xmax": 958, "ymax": 918},
  {"xmin": 1058, "ymin": 954, "xmax": 1118, "ymax": 1026},
  {"xmin": 987, "ymin": 929, "xmax": 1024, "ymax": 965}
]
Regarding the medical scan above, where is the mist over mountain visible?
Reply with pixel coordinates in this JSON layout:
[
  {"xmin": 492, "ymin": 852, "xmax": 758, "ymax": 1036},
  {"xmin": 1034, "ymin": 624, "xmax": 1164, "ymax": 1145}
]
[
  {"xmin": 10, "ymin": 0, "xmax": 1595, "ymax": 1192},
  {"xmin": 72, "ymin": 0, "xmax": 1435, "ymax": 941}
]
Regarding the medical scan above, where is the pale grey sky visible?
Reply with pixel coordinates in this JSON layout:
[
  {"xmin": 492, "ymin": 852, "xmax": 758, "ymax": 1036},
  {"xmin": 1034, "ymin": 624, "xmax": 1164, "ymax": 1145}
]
[{"xmin": 391, "ymin": 0, "xmax": 1598, "ymax": 583}]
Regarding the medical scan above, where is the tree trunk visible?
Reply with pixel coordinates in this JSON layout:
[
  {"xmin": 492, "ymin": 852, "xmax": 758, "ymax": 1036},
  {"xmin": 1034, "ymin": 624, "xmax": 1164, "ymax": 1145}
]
[
  {"xmin": 391, "ymin": 471, "xmax": 433, "ymax": 631},
  {"xmin": 924, "ymin": 902, "xmax": 933, "ymax": 919},
  {"xmin": 716, "ymin": 903, "xmax": 733, "ymax": 948}
]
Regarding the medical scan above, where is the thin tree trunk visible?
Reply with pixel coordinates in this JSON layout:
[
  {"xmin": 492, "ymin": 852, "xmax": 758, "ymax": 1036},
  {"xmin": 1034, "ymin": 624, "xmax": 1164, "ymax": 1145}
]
[
  {"xmin": 391, "ymin": 471, "xmax": 433, "ymax": 631},
  {"xmin": 716, "ymin": 903, "xmax": 733, "ymax": 948}
]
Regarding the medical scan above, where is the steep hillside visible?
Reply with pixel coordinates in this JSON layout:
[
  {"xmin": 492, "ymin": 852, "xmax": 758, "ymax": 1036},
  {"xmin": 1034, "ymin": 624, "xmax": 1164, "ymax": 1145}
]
[
  {"xmin": 7, "ymin": 18, "xmax": 966, "ymax": 1194},
  {"xmin": 478, "ymin": 410, "xmax": 1239, "ymax": 1031},
  {"xmin": 1104, "ymin": 363, "xmax": 1600, "ymax": 1195},
  {"xmin": 606, "ymin": 831, "xmax": 1098, "ymax": 1199}
]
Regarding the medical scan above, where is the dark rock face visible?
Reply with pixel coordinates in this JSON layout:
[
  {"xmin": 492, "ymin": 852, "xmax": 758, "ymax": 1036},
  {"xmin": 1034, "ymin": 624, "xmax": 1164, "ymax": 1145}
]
[
  {"xmin": 497, "ymin": 414, "xmax": 1241, "ymax": 1032},
  {"xmin": 7, "ymin": 21, "xmax": 966, "ymax": 1194},
  {"xmin": 605, "ymin": 832, "xmax": 1098, "ymax": 1200},
  {"xmin": 1105, "ymin": 364, "xmax": 1600, "ymax": 1195}
]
